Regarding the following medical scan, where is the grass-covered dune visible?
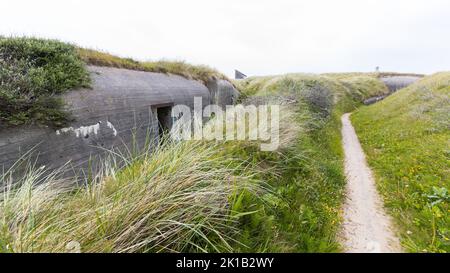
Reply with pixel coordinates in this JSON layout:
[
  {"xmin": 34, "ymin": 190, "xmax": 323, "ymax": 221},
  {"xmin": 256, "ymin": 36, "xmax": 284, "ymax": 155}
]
[
  {"xmin": 0, "ymin": 56, "xmax": 390, "ymax": 252},
  {"xmin": 352, "ymin": 73, "xmax": 450, "ymax": 253},
  {"xmin": 0, "ymin": 140, "xmax": 260, "ymax": 253},
  {"xmin": 231, "ymin": 73, "xmax": 389, "ymax": 252},
  {"xmin": 0, "ymin": 37, "xmax": 229, "ymax": 128}
]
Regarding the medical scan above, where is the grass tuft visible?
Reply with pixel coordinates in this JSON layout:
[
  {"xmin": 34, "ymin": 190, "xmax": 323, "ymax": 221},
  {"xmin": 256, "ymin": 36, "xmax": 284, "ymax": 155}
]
[{"xmin": 0, "ymin": 139, "xmax": 259, "ymax": 253}]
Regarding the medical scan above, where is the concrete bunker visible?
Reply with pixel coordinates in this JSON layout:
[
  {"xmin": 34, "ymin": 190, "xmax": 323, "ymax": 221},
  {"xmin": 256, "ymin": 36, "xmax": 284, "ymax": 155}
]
[
  {"xmin": 154, "ymin": 104, "xmax": 174, "ymax": 137},
  {"xmin": 0, "ymin": 66, "xmax": 239, "ymax": 180},
  {"xmin": 380, "ymin": 76, "xmax": 422, "ymax": 92},
  {"xmin": 363, "ymin": 75, "xmax": 422, "ymax": 105},
  {"xmin": 207, "ymin": 79, "xmax": 240, "ymax": 108}
]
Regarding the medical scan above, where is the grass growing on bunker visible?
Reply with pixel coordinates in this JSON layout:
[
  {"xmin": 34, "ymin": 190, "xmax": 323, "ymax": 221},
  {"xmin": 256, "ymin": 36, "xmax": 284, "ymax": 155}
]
[
  {"xmin": 2, "ymin": 36, "xmax": 415, "ymax": 253},
  {"xmin": 352, "ymin": 73, "xmax": 450, "ymax": 253},
  {"xmin": 0, "ymin": 37, "xmax": 91, "ymax": 128},
  {"xmin": 0, "ymin": 37, "xmax": 231, "ymax": 129},
  {"xmin": 77, "ymin": 48, "xmax": 230, "ymax": 84},
  {"xmin": 0, "ymin": 69, "xmax": 390, "ymax": 253}
]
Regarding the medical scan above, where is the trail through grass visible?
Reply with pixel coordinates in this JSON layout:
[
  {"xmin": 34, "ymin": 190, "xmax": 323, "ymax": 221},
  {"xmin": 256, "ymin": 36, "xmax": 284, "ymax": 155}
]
[
  {"xmin": 231, "ymin": 73, "xmax": 389, "ymax": 252},
  {"xmin": 0, "ymin": 71, "xmax": 389, "ymax": 252}
]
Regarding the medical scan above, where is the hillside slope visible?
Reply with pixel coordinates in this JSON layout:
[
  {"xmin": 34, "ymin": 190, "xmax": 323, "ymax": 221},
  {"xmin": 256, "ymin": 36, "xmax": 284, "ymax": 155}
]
[
  {"xmin": 0, "ymin": 70, "xmax": 389, "ymax": 253},
  {"xmin": 233, "ymin": 73, "xmax": 389, "ymax": 252},
  {"xmin": 352, "ymin": 73, "xmax": 450, "ymax": 252}
]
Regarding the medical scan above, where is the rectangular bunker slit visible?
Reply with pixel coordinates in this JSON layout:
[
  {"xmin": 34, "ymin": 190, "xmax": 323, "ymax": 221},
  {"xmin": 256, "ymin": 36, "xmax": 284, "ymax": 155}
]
[{"xmin": 156, "ymin": 105, "xmax": 173, "ymax": 138}]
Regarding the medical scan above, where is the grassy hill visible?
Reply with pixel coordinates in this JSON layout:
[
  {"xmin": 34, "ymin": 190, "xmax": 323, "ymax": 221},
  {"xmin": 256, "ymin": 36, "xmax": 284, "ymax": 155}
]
[
  {"xmin": 4, "ymin": 36, "xmax": 445, "ymax": 253},
  {"xmin": 0, "ymin": 64, "xmax": 391, "ymax": 252},
  {"xmin": 352, "ymin": 73, "xmax": 450, "ymax": 252},
  {"xmin": 230, "ymin": 73, "xmax": 389, "ymax": 252}
]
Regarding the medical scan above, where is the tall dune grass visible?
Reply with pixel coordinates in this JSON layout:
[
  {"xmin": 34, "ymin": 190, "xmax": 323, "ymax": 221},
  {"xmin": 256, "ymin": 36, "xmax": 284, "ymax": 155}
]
[
  {"xmin": 0, "ymin": 139, "xmax": 261, "ymax": 253},
  {"xmin": 0, "ymin": 69, "xmax": 391, "ymax": 253},
  {"xmin": 0, "ymin": 104, "xmax": 299, "ymax": 253}
]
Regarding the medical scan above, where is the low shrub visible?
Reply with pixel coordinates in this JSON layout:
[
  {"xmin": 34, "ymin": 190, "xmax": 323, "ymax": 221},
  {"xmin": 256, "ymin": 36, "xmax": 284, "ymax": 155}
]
[{"xmin": 0, "ymin": 37, "xmax": 90, "ymax": 128}]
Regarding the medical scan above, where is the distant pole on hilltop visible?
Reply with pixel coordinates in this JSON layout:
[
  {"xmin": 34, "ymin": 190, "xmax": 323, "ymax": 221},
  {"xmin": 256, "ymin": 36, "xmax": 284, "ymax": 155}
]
[{"xmin": 235, "ymin": 70, "xmax": 247, "ymax": 79}]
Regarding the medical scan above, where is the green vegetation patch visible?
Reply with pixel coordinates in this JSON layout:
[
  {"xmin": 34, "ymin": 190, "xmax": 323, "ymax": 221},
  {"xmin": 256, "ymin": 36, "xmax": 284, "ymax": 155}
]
[
  {"xmin": 0, "ymin": 37, "xmax": 91, "ymax": 128},
  {"xmin": 0, "ymin": 70, "xmax": 390, "ymax": 253},
  {"xmin": 231, "ymin": 74, "xmax": 389, "ymax": 252},
  {"xmin": 0, "ymin": 140, "xmax": 260, "ymax": 253},
  {"xmin": 352, "ymin": 72, "xmax": 450, "ymax": 252}
]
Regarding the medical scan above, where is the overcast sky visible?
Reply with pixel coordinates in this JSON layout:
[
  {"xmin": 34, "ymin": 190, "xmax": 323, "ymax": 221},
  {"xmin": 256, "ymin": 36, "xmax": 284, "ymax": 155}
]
[{"xmin": 1, "ymin": 0, "xmax": 449, "ymax": 77}]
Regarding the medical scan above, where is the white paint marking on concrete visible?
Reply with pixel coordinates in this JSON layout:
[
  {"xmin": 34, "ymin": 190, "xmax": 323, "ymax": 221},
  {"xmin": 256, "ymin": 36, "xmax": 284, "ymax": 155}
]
[
  {"xmin": 339, "ymin": 113, "xmax": 402, "ymax": 253},
  {"xmin": 73, "ymin": 122, "xmax": 101, "ymax": 138},
  {"xmin": 106, "ymin": 121, "xmax": 118, "ymax": 137},
  {"xmin": 56, "ymin": 121, "xmax": 118, "ymax": 138}
]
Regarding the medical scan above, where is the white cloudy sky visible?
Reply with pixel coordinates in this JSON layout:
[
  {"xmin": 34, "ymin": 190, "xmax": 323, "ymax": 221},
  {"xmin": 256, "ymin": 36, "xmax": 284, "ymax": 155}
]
[{"xmin": 1, "ymin": 0, "xmax": 449, "ymax": 77}]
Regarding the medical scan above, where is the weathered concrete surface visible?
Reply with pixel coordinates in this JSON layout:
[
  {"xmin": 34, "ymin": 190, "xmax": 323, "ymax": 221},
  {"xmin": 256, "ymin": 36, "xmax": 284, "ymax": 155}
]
[
  {"xmin": 380, "ymin": 76, "xmax": 422, "ymax": 92},
  {"xmin": 207, "ymin": 79, "xmax": 240, "ymax": 107},
  {"xmin": 363, "ymin": 95, "xmax": 388, "ymax": 105},
  {"xmin": 363, "ymin": 76, "xmax": 422, "ymax": 105},
  {"xmin": 0, "ymin": 66, "xmax": 212, "ymax": 179}
]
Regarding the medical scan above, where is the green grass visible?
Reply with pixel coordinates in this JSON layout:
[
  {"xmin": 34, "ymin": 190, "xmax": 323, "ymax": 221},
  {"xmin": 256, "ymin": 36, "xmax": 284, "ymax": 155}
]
[
  {"xmin": 4, "ymin": 36, "xmax": 420, "ymax": 253},
  {"xmin": 0, "ymin": 104, "xmax": 301, "ymax": 253},
  {"xmin": 228, "ymin": 112, "xmax": 347, "ymax": 252},
  {"xmin": 352, "ymin": 72, "xmax": 450, "ymax": 253},
  {"xmin": 230, "ymin": 73, "xmax": 389, "ymax": 252},
  {"xmin": 0, "ymin": 139, "xmax": 260, "ymax": 253},
  {"xmin": 0, "ymin": 71, "xmax": 388, "ymax": 253}
]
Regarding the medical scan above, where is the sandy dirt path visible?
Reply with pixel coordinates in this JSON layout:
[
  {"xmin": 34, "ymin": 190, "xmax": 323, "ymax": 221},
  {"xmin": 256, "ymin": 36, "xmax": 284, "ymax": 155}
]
[{"xmin": 339, "ymin": 113, "xmax": 402, "ymax": 253}]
